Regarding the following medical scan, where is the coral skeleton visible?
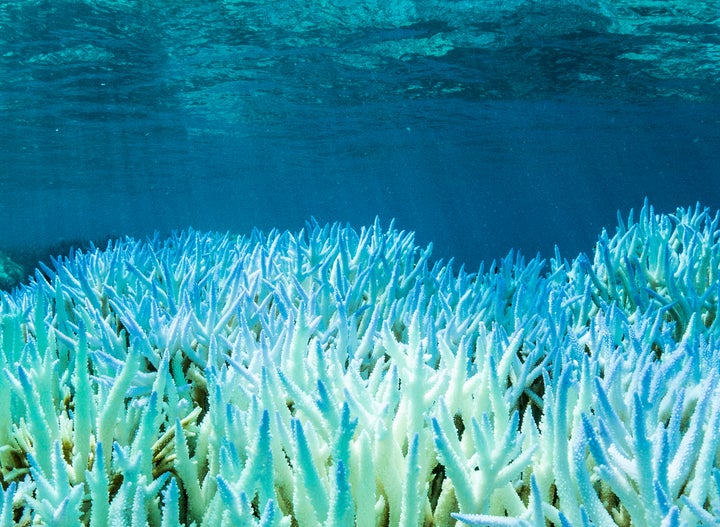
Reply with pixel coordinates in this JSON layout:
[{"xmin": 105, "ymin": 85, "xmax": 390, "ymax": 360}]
[{"xmin": 1, "ymin": 201, "xmax": 719, "ymax": 526}]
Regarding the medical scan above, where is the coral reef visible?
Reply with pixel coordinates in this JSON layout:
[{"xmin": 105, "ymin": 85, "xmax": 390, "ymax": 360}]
[
  {"xmin": 0, "ymin": 202, "xmax": 719, "ymax": 526},
  {"xmin": 0, "ymin": 251, "xmax": 23, "ymax": 291}
]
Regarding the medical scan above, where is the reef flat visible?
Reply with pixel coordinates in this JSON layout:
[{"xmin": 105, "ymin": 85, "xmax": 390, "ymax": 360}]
[{"xmin": 0, "ymin": 202, "xmax": 719, "ymax": 526}]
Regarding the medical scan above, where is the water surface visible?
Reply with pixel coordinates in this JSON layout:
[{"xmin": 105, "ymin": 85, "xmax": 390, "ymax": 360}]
[{"xmin": 1, "ymin": 0, "xmax": 718, "ymax": 273}]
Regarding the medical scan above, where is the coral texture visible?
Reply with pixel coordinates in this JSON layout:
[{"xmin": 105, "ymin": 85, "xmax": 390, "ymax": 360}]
[{"xmin": 0, "ymin": 202, "xmax": 719, "ymax": 526}]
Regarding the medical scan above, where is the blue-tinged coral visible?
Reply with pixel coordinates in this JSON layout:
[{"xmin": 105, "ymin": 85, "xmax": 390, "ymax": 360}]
[{"xmin": 0, "ymin": 203, "xmax": 719, "ymax": 526}]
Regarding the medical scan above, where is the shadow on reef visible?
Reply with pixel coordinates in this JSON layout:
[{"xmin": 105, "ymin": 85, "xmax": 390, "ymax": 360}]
[{"xmin": 0, "ymin": 237, "xmax": 116, "ymax": 292}]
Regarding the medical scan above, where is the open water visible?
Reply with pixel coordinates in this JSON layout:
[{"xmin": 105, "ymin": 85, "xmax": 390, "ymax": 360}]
[{"xmin": 1, "ymin": 0, "xmax": 719, "ymax": 277}]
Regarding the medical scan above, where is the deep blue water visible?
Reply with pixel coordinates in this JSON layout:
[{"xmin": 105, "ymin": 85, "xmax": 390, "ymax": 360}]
[{"xmin": 1, "ymin": 1, "xmax": 719, "ymax": 275}]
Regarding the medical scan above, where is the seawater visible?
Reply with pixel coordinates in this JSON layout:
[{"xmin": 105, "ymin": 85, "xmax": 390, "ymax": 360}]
[{"xmin": 1, "ymin": 0, "xmax": 718, "ymax": 272}]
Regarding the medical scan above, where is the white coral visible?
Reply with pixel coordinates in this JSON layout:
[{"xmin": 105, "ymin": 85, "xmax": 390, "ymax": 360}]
[{"xmin": 0, "ymin": 205, "xmax": 718, "ymax": 526}]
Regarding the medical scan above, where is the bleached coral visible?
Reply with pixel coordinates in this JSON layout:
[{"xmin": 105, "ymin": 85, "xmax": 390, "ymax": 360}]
[{"xmin": 0, "ymin": 203, "xmax": 719, "ymax": 526}]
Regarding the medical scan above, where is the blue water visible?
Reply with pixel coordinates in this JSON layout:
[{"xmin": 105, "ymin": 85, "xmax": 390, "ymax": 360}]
[{"xmin": 1, "ymin": 1, "xmax": 719, "ymax": 274}]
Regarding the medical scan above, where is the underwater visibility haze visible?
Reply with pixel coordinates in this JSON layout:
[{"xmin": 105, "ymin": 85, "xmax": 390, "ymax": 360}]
[
  {"xmin": 0, "ymin": 0, "xmax": 719, "ymax": 272},
  {"xmin": 1, "ymin": 1, "xmax": 720, "ymax": 526}
]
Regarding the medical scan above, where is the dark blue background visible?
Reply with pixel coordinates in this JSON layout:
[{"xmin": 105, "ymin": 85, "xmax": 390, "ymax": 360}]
[{"xmin": 1, "ymin": 2, "xmax": 718, "ymax": 272}]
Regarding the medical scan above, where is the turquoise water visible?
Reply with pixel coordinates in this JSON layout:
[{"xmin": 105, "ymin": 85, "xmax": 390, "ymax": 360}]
[{"xmin": 1, "ymin": 0, "xmax": 719, "ymax": 272}]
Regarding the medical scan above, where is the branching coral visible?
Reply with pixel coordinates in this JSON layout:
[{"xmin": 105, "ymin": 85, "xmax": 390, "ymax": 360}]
[{"xmin": 0, "ymin": 202, "xmax": 719, "ymax": 526}]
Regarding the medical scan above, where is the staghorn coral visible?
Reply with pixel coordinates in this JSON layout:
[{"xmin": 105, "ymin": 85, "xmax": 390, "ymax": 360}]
[{"xmin": 0, "ymin": 202, "xmax": 719, "ymax": 527}]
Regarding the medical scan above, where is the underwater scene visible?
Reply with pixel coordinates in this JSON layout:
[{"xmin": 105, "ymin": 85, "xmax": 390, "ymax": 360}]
[{"xmin": 1, "ymin": 1, "xmax": 720, "ymax": 526}]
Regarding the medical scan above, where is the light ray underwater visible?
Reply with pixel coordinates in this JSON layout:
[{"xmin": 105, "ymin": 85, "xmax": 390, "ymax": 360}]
[{"xmin": 1, "ymin": 201, "xmax": 719, "ymax": 526}]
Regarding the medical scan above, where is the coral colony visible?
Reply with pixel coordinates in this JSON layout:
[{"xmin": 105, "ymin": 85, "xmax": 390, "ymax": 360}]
[{"xmin": 1, "ymin": 201, "xmax": 719, "ymax": 527}]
